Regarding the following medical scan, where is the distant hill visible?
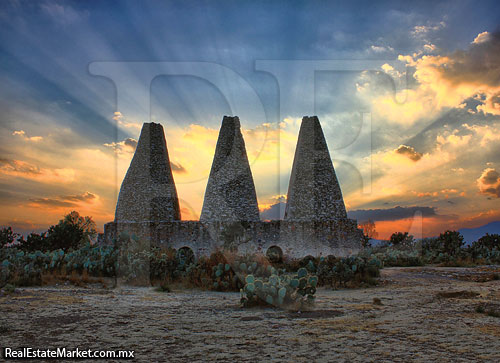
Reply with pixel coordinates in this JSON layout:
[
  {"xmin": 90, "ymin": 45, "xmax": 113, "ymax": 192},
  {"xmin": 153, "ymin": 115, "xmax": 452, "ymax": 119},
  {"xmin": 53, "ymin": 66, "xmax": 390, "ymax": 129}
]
[{"xmin": 459, "ymin": 221, "xmax": 500, "ymax": 245}]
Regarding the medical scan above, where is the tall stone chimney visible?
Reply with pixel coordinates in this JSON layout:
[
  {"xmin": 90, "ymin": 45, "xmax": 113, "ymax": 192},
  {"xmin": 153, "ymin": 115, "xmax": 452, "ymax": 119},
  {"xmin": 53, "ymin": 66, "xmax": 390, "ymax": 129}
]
[
  {"xmin": 284, "ymin": 116, "xmax": 347, "ymax": 221},
  {"xmin": 200, "ymin": 116, "xmax": 260, "ymax": 222},
  {"xmin": 115, "ymin": 122, "xmax": 181, "ymax": 223}
]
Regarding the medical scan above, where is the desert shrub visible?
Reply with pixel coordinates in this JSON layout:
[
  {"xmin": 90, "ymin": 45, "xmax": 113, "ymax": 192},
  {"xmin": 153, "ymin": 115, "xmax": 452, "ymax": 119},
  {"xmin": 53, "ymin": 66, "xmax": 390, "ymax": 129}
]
[
  {"xmin": 149, "ymin": 246, "xmax": 178, "ymax": 282},
  {"xmin": 0, "ymin": 242, "xmax": 117, "ymax": 287},
  {"xmin": 16, "ymin": 211, "xmax": 97, "ymax": 252},
  {"xmin": 375, "ymin": 248, "xmax": 424, "ymax": 267},
  {"xmin": 17, "ymin": 232, "xmax": 47, "ymax": 252},
  {"xmin": 240, "ymin": 267, "xmax": 317, "ymax": 310},
  {"xmin": 375, "ymin": 230, "xmax": 499, "ymax": 266},
  {"xmin": 314, "ymin": 255, "xmax": 381, "ymax": 288},
  {"xmin": 438, "ymin": 231, "xmax": 464, "ymax": 256},
  {"xmin": 389, "ymin": 232, "xmax": 415, "ymax": 247},
  {"xmin": 421, "ymin": 237, "xmax": 441, "ymax": 257},
  {"xmin": 0, "ymin": 227, "xmax": 18, "ymax": 248},
  {"xmin": 2, "ymin": 283, "xmax": 16, "ymax": 294},
  {"xmin": 474, "ymin": 234, "xmax": 500, "ymax": 250},
  {"xmin": 211, "ymin": 254, "xmax": 280, "ymax": 292},
  {"xmin": 465, "ymin": 235, "xmax": 500, "ymax": 265}
]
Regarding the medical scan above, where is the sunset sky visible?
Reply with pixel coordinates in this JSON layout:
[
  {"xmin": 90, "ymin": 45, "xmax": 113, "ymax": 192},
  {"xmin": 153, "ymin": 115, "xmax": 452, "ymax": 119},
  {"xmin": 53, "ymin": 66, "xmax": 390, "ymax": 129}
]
[{"xmin": 0, "ymin": 0, "xmax": 499, "ymax": 239}]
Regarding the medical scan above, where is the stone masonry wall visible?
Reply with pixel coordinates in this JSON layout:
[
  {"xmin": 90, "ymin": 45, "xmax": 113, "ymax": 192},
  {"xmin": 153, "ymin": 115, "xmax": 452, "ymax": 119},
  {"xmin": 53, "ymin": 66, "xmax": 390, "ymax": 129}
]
[
  {"xmin": 115, "ymin": 122, "xmax": 180, "ymax": 223},
  {"xmin": 107, "ymin": 117, "xmax": 363, "ymax": 259},
  {"xmin": 200, "ymin": 116, "xmax": 260, "ymax": 222},
  {"xmin": 284, "ymin": 116, "xmax": 347, "ymax": 221},
  {"xmin": 104, "ymin": 220, "xmax": 362, "ymax": 259}
]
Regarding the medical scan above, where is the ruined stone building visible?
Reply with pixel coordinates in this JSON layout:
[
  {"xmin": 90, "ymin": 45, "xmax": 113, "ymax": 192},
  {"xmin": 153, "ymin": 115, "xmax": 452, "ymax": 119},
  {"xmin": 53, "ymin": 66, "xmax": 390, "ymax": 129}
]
[{"xmin": 104, "ymin": 116, "xmax": 363, "ymax": 258}]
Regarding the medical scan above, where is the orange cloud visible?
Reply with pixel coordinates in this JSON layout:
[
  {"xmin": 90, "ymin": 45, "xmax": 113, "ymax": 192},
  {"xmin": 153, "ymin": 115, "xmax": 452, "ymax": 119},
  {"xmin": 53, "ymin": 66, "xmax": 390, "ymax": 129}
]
[
  {"xmin": 394, "ymin": 145, "xmax": 423, "ymax": 161},
  {"xmin": 28, "ymin": 192, "xmax": 98, "ymax": 209},
  {"xmin": 362, "ymin": 31, "xmax": 500, "ymax": 125},
  {"xmin": 0, "ymin": 158, "xmax": 75, "ymax": 183},
  {"xmin": 103, "ymin": 137, "xmax": 137, "ymax": 154},
  {"xmin": 12, "ymin": 130, "xmax": 43, "ymax": 142},
  {"xmin": 477, "ymin": 168, "xmax": 500, "ymax": 198}
]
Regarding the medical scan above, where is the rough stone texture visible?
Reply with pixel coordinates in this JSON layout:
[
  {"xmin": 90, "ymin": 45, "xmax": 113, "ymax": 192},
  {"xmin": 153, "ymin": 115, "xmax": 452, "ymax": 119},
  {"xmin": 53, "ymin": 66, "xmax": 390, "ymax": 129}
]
[
  {"xmin": 284, "ymin": 116, "xmax": 347, "ymax": 221},
  {"xmin": 104, "ymin": 219, "xmax": 363, "ymax": 258},
  {"xmin": 200, "ymin": 116, "xmax": 260, "ymax": 222},
  {"xmin": 115, "ymin": 122, "xmax": 180, "ymax": 223},
  {"xmin": 107, "ymin": 116, "xmax": 363, "ymax": 257}
]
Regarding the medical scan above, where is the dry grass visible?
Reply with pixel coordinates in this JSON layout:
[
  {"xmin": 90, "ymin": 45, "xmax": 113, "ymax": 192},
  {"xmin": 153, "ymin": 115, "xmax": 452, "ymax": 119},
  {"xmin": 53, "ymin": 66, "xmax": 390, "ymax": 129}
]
[{"xmin": 41, "ymin": 269, "xmax": 107, "ymax": 287}]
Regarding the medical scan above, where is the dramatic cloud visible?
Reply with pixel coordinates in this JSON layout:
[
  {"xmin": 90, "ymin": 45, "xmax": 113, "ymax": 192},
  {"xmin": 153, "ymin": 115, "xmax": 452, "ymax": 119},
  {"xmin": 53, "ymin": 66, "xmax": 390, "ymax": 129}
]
[
  {"xmin": 112, "ymin": 111, "xmax": 142, "ymax": 131},
  {"xmin": 258, "ymin": 195, "xmax": 288, "ymax": 221},
  {"xmin": 359, "ymin": 31, "xmax": 500, "ymax": 126},
  {"xmin": 394, "ymin": 145, "xmax": 423, "ymax": 161},
  {"xmin": 1, "ymin": 1, "xmax": 499, "ymax": 237},
  {"xmin": 0, "ymin": 158, "xmax": 75, "ymax": 183},
  {"xmin": 477, "ymin": 168, "xmax": 500, "ymax": 198},
  {"xmin": 123, "ymin": 138, "xmax": 137, "ymax": 149},
  {"xmin": 0, "ymin": 158, "xmax": 41, "ymax": 175},
  {"xmin": 103, "ymin": 138, "xmax": 137, "ymax": 153},
  {"xmin": 29, "ymin": 192, "xmax": 97, "ymax": 208},
  {"xmin": 433, "ymin": 32, "xmax": 500, "ymax": 88},
  {"xmin": 473, "ymin": 31, "xmax": 491, "ymax": 44},
  {"xmin": 347, "ymin": 206, "xmax": 437, "ymax": 223}
]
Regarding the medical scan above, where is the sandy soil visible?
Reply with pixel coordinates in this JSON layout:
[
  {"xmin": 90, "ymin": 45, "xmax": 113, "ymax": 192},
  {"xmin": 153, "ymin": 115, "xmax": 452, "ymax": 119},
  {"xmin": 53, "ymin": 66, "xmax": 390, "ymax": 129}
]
[{"xmin": 1, "ymin": 266, "xmax": 499, "ymax": 362}]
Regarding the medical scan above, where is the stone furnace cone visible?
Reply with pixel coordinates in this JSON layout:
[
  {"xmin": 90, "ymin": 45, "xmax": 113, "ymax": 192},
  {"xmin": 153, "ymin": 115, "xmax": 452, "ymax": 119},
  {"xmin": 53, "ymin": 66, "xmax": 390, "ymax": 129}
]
[
  {"xmin": 200, "ymin": 116, "xmax": 260, "ymax": 222},
  {"xmin": 284, "ymin": 116, "xmax": 347, "ymax": 221},
  {"xmin": 115, "ymin": 122, "xmax": 181, "ymax": 223}
]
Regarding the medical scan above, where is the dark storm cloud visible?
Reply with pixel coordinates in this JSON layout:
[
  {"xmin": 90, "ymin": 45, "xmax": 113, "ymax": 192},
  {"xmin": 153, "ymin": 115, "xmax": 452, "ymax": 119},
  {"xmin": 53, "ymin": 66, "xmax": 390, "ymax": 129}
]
[
  {"xmin": 480, "ymin": 168, "xmax": 500, "ymax": 185},
  {"xmin": 347, "ymin": 206, "xmax": 437, "ymax": 222},
  {"xmin": 437, "ymin": 32, "xmax": 500, "ymax": 87},
  {"xmin": 477, "ymin": 168, "xmax": 500, "ymax": 198},
  {"xmin": 394, "ymin": 145, "xmax": 423, "ymax": 161}
]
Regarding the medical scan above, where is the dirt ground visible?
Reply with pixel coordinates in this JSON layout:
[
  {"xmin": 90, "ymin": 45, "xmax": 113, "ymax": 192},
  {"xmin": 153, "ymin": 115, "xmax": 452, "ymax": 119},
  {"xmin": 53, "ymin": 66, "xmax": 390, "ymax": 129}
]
[{"xmin": 1, "ymin": 266, "xmax": 499, "ymax": 362}]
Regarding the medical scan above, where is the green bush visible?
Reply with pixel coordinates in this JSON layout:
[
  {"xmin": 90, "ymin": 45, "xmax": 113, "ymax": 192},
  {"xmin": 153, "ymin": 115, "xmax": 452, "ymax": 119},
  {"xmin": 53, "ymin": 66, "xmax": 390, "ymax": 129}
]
[
  {"xmin": 314, "ymin": 255, "xmax": 381, "ymax": 288},
  {"xmin": 0, "ymin": 227, "xmax": 19, "ymax": 248},
  {"xmin": 240, "ymin": 267, "xmax": 317, "ymax": 310},
  {"xmin": 389, "ymin": 232, "xmax": 415, "ymax": 247},
  {"xmin": 16, "ymin": 211, "xmax": 97, "ymax": 252},
  {"xmin": 438, "ymin": 231, "xmax": 464, "ymax": 256}
]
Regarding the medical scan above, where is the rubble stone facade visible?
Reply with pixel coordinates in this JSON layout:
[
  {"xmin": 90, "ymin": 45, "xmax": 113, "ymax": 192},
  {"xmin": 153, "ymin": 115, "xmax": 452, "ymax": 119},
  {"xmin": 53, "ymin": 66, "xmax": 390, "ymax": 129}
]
[
  {"xmin": 114, "ymin": 122, "xmax": 180, "ymax": 223},
  {"xmin": 106, "ymin": 116, "xmax": 363, "ymax": 258},
  {"xmin": 200, "ymin": 116, "xmax": 260, "ymax": 222},
  {"xmin": 285, "ymin": 116, "xmax": 347, "ymax": 221}
]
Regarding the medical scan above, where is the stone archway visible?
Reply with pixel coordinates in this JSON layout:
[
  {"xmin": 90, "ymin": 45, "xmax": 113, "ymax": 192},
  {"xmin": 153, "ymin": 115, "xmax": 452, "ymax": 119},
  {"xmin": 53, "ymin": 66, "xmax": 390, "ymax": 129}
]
[
  {"xmin": 176, "ymin": 246, "xmax": 195, "ymax": 265},
  {"xmin": 266, "ymin": 245, "xmax": 283, "ymax": 263}
]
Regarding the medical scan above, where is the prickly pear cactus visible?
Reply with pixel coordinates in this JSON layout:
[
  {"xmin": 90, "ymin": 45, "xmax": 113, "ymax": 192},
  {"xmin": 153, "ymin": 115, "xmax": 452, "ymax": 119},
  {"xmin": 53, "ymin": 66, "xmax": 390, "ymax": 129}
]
[{"xmin": 240, "ymin": 268, "xmax": 318, "ymax": 310}]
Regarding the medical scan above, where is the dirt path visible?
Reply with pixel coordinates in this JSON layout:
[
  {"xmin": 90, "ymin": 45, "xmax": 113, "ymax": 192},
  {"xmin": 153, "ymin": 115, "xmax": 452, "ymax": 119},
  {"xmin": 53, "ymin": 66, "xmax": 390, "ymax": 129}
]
[{"xmin": 1, "ymin": 266, "xmax": 499, "ymax": 362}]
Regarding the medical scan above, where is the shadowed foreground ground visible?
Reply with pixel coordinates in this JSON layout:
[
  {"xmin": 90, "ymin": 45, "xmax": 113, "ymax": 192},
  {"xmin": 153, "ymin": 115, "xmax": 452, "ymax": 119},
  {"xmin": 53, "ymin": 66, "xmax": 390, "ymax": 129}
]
[{"xmin": 1, "ymin": 266, "xmax": 499, "ymax": 362}]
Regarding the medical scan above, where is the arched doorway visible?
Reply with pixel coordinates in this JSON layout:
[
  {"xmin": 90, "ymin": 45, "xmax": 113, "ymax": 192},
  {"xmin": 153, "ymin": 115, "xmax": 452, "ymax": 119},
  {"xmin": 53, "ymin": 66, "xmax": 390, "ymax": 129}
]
[
  {"xmin": 266, "ymin": 245, "xmax": 283, "ymax": 263},
  {"xmin": 176, "ymin": 246, "xmax": 195, "ymax": 266}
]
